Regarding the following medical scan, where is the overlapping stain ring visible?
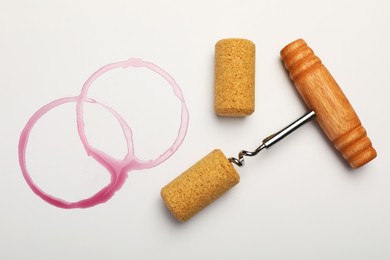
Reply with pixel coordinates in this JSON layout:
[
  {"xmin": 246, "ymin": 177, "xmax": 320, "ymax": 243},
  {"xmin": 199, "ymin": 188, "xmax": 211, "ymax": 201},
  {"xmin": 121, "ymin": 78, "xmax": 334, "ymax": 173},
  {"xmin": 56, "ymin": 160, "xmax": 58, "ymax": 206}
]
[{"xmin": 18, "ymin": 59, "xmax": 189, "ymax": 208}]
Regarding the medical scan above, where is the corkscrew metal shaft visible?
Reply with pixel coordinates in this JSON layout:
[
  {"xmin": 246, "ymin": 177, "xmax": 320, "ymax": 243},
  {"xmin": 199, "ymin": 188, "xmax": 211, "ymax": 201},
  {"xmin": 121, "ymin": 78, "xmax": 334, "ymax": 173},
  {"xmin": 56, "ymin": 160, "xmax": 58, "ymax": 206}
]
[{"xmin": 229, "ymin": 111, "xmax": 316, "ymax": 166}]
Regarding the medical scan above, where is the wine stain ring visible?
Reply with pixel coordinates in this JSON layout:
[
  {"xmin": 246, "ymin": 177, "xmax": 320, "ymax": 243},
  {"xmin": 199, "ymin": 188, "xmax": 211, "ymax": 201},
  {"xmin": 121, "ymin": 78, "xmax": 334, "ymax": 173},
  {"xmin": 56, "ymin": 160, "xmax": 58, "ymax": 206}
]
[{"xmin": 18, "ymin": 59, "xmax": 189, "ymax": 209}]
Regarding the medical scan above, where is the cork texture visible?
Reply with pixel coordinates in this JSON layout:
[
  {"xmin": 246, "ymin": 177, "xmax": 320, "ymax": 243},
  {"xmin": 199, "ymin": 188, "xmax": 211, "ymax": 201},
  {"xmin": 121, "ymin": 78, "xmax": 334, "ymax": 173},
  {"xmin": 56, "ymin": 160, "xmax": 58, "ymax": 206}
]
[
  {"xmin": 161, "ymin": 149, "xmax": 240, "ymax": 222},
  {"xmin": 214, "ymin": 38, "xmax": 255, "ymax": 117}
]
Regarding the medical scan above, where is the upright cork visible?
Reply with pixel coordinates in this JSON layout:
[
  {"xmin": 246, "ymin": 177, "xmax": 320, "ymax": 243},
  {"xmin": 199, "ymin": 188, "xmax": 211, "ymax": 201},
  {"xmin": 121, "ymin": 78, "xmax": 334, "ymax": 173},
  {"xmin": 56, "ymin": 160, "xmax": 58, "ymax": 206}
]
[
  {"xmin": 161, "ymin": 149, "xmax": 240, "ymax": 222},
  {"xmin": 280, "ymin": 39, "xmax": 376, "ymax": 168},
  {"xmin": 214, "ymin": 38, "xmax": 255, "ymax": 116}
]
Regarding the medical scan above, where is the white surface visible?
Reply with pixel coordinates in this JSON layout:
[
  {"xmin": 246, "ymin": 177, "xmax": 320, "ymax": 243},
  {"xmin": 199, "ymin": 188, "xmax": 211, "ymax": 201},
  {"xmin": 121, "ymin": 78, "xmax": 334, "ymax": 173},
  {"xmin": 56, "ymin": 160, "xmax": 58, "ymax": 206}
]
[{"xmin": 1, "ymin": 0, "xmax": 390, "ymax": 259}]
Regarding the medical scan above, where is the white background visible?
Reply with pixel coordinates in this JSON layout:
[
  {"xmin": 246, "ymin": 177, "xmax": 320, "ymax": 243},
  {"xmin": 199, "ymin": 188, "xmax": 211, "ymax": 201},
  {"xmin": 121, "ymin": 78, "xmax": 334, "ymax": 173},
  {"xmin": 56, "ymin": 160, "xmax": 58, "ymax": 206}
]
[{"xmin": 1, "ymin": 0, "xmax": 390, "ymax": 259}]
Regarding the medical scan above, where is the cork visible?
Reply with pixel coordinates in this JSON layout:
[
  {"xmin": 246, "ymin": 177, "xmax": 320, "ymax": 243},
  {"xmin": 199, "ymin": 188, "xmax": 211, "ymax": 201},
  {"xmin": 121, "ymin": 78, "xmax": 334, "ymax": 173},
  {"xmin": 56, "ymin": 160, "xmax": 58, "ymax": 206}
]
[
  {"xmin": 161, "ymin": 149, "xmax": 240, "ymax": 222},
  {"xmin": 214, "ymin": 38, "xmax": 256, "ymax": 117}
]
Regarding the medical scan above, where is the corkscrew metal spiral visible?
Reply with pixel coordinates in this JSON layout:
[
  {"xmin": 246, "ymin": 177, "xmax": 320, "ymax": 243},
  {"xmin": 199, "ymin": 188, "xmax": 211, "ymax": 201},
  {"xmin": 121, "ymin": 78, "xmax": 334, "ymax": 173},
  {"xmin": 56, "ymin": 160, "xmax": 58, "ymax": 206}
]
[{"xmin": 229, "ymin": 111, "xmax": 316, "ymax": 167}]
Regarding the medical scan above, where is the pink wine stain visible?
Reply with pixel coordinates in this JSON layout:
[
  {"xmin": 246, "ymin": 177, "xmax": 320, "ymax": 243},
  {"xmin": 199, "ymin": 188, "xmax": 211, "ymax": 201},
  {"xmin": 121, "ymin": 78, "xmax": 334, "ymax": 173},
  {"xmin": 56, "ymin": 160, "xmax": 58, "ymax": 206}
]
[{"xmin": 18, "ymin": 59, "xmax": 189, "ymax": 209}]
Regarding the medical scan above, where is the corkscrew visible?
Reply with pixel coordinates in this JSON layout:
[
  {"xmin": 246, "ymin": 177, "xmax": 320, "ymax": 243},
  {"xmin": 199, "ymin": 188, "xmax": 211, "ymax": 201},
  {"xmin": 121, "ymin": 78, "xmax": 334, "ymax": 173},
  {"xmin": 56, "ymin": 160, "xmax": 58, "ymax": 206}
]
[{"xmin": 228, "ymin": 39, "xmax": 376, "ymax": 169}]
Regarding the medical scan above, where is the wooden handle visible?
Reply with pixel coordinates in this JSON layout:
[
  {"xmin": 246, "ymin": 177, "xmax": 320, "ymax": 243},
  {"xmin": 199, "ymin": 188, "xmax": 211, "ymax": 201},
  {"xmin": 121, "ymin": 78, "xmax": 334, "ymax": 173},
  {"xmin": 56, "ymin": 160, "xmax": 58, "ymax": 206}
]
[{"xmin": 280, "ymin": 39, "xmax": 376, "ymax": 168}]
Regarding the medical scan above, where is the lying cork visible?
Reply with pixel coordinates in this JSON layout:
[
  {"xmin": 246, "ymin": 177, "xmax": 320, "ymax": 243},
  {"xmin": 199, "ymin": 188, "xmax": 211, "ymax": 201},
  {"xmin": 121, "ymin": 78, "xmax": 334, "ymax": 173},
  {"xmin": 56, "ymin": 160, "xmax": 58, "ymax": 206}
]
[
  {"xmin": 161, "ymin": 149, "xmax": 240, "ymax": 222},
  {"xmin": 214, "ymin": 38, "xmax": 256, "ymax": 116}
]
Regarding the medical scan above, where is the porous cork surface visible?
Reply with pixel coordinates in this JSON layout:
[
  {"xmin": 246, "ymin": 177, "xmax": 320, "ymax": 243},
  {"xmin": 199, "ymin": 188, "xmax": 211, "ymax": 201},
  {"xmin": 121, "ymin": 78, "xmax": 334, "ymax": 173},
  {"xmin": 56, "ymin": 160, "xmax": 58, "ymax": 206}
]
[
  {"xmin": 161, "ymin": 149, "xmax": 240, "ymax": 222},
  {"xmin": 214, "ymin": 38, "xmax": 255, "ymax": 117}
]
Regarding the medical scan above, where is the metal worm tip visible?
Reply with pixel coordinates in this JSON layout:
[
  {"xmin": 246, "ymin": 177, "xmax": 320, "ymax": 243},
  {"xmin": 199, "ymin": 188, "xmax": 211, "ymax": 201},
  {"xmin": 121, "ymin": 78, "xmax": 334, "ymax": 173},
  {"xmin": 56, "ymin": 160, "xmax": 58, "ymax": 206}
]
[
  {"xmin": 228, "ymin": 144, "xmax": 266, "ymax": 167},
  {"xmin": 228, "ymin": 111, "xmax": 315, "ymax": 168}
]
